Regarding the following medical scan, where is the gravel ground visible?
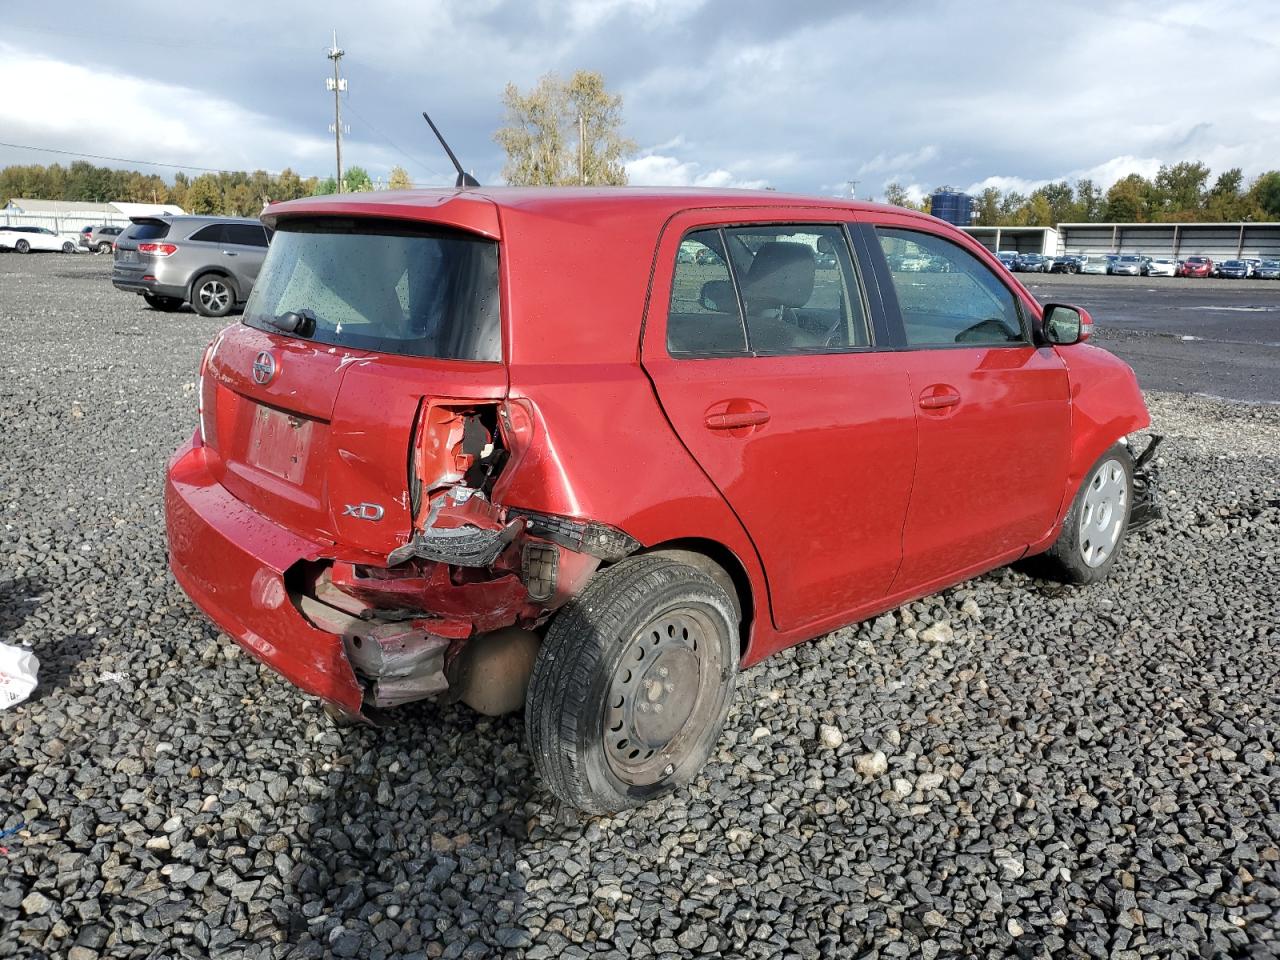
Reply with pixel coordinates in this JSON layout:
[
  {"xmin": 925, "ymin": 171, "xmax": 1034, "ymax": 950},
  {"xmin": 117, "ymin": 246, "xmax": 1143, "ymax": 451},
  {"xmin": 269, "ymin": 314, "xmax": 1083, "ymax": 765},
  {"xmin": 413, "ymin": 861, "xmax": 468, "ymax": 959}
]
[{"xmin": 2, "ymin": 253, "xmax": 1278, "ymax": 959}]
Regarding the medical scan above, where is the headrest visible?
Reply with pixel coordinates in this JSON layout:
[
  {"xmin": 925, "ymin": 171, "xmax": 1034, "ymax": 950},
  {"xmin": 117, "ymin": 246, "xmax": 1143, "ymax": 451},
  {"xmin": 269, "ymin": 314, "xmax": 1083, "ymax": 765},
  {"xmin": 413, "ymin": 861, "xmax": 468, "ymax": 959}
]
[
  {"xmin": 742, "ymin": 242, "xmax": 815, "ymax": 310},
  {"xmin": 699, "ymin": 279, "xmax": 736, "ymax": 313}
]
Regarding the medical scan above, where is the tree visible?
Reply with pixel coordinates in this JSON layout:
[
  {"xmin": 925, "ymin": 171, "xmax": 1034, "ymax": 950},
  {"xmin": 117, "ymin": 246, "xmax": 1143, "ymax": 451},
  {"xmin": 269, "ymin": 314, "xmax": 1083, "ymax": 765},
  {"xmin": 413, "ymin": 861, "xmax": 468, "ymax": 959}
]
[
  {"xmin": 494, "ymin": 70, "xmax": 635, "ymax": 186},
  {"xmin": 1035, "ymin": 181, "xmax": 1075, "ymax": 225},
  {"xmin": 882, "ymin": 182, "xmax": 918, "ymax": 210},
  {"xmin": 1206, "ymin": 168, "xmax": 1250, "ymax": 221},
  {"xmin": 185, "ymin": 174, "xmax": 223, "ymax": 214},
  {"xmin": 1152, "ymin": 161, "xmax": 1209, "ymax": 217},
  {"xmin": 1104, "ymin": 174, "xmax": 1152, "ymax": 222},
  {"xmin": 343, "ymin": 166, "xmax": 373, "ymax": 192},
  {"xmin": 972, "ymin": 186, "xmax": 1001, "ymax": 225},
  {"xmin": 312, "ymin": 177, "xmax": 338, "ymax": 196},
  {"xmin": 388, "ymin": 165, "xmax": 413, "ymax": 191},
  {"xmin": 1073, "ymin": 179, "xmax": 1103, "ymax": 222},
  {"xmin": 1250, "ymin": 171, "xmax": 1280, "ymax": 219}
]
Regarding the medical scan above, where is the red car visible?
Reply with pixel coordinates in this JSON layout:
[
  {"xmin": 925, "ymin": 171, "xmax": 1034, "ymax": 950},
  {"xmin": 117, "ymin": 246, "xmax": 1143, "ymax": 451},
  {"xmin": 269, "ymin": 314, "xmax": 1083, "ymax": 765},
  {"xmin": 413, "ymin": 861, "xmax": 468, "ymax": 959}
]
[
  {"xmin": 166, "ymin": 188, "xmax": 1161, "ymax": 812},
  {"xmin": 1178, "ymin": 256, "xmax": 1213, "ymax": 277}
]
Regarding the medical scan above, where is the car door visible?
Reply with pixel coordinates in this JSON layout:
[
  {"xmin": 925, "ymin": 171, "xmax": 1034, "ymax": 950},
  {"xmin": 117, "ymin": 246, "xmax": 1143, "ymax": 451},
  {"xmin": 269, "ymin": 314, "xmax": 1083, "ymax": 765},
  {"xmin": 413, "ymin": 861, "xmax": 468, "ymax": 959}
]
[
  {"xmin": 222, "ymin": 223, "xmax": 270, "ymax": 293},
  {"xmin": 860, "ymin": 214, "xmax": 1071, "ymax": 593},
  {"xmin": 642, "ymin": 213, "xmax": 918, "ymax": 634}
]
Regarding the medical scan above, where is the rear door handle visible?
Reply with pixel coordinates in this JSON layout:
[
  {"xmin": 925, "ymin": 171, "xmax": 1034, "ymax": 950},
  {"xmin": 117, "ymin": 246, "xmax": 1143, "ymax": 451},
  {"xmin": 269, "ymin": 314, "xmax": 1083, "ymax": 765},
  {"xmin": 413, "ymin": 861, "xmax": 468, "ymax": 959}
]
[
  {"xmin": 705, "ymin": 409, "xmax": 771, "ymax": 430},
  {"xmin": 222, "ymin": 250, "xmax": 238, "ymax": 256},
  {"xmin": 918, "ymin": 388, "xmax": 961, "ymax": 410}
]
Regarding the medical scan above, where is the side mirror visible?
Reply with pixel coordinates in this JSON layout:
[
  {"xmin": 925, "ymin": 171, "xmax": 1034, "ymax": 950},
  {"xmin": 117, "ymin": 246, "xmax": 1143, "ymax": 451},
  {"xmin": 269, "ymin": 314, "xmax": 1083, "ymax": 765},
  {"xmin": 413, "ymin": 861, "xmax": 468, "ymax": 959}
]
[{"xmin": 1042, "ymin": 303, "xmax": 1092, "ymax": 345}]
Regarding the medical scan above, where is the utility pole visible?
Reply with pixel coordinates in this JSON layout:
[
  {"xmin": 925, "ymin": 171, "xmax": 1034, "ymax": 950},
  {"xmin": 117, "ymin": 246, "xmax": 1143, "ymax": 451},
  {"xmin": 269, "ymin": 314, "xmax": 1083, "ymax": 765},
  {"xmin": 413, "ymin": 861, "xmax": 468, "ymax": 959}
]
[
  {"xmin": 845, "ymin": 179, "xmax": 860, "ymax": 200},
  {"xmin": 578, "ymin": 114, "xmax": 586, "ymax": 185},
  {"xmin": 326, "ymin": 31, "xmax": 347, "ymax": 192}
]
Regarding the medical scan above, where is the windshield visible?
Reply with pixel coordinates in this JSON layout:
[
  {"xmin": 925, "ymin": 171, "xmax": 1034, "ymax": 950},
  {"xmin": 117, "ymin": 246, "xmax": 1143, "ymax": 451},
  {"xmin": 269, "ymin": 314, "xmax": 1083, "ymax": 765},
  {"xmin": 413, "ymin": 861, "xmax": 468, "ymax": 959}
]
[
  {"xmin": 1120, "ymin": 256, "xmax": 1140, "ymax": 263},
  {"xmin": 243, "ymin": 218, "xmax": 501, "ymax": 361}
]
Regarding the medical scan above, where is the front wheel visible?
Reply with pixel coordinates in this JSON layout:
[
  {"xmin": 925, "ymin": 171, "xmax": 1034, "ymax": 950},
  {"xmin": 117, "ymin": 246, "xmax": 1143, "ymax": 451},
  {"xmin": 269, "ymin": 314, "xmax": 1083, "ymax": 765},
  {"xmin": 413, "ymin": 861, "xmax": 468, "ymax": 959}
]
[
  {"xmin": 96, "ymin": 241, "xmax": 112, "ymax": 254},
  {"xmin": 192, "ymin": 274, "xmax": 234, "ymax": 317},
  {"xmin": 62, "ymin": 241, "xmax": 75, "ymax": 253},
  {"xmin": 1041, "ymin": 444, "xmax": 1134, "ymax": 584},
  {"xmin": 525, "ymin": 556, "xmax": 740, "ymax": 814}
]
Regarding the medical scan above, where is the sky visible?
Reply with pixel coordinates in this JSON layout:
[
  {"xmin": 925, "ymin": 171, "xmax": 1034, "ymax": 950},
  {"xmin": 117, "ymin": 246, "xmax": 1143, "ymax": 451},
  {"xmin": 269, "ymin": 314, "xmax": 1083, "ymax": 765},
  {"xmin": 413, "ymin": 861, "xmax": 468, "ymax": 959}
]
[{"xmin": 2, "ymin": 1, "xmax": 1278, "ymax": 202}]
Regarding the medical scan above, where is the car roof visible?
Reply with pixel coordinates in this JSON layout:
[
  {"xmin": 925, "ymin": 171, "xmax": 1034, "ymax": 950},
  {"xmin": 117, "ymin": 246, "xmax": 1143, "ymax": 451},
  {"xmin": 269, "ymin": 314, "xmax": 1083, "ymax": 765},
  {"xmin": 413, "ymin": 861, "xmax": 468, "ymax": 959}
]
[{"xmin": 261, "ymin": 186, "xmax": 945, "ymax": 240}]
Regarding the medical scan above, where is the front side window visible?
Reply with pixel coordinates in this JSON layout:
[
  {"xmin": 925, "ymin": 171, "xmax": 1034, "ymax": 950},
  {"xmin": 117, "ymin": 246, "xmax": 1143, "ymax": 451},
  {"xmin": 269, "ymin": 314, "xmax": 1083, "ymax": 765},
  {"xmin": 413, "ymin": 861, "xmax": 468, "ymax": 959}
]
[
  {"xmin": 667, "ymin": 224, "xmax": 869, "ymax": 358},
  {"xmin": 243, "ymin": 218, "xmax": 500, "ymax": 361},
  {"xmin": 225, "ymin": 224, "xmax": 268, "ymax": 248},
  {"xmin": 878, "ymin": 228, "xmax": 1025, "ymax": 346}
]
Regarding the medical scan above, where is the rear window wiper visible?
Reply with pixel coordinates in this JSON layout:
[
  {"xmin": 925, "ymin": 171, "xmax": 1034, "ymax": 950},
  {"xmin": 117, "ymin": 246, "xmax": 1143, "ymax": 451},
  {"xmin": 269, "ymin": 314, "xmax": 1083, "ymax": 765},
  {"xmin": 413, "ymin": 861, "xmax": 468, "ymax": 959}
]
[{"xmin": 265, "ymin": 309, "xmax": 317, "ymax": 337}]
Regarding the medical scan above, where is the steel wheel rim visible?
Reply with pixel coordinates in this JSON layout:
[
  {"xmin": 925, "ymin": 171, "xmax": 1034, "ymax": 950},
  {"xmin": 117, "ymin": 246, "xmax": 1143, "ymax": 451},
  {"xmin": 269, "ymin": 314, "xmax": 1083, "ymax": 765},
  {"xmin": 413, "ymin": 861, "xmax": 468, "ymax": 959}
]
[
  {"xmin": 199, "ymin": 280, "xmax": 230, "ymax": 312},
  {"xmin": 603, "ymin": 606, "xmax": 725, "ymax": 787},
  {"xmin": 1079, "ymin": 457, "xmax": 1127, "ymax": 567}
]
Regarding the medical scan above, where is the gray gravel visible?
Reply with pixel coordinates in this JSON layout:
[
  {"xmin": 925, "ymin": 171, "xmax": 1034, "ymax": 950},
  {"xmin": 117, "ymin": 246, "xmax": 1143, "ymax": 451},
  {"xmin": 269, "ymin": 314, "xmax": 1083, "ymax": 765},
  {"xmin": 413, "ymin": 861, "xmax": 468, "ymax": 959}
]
[{"xmin": 2, "ymin": 252, "xmax": 1278, "ymax": 959}]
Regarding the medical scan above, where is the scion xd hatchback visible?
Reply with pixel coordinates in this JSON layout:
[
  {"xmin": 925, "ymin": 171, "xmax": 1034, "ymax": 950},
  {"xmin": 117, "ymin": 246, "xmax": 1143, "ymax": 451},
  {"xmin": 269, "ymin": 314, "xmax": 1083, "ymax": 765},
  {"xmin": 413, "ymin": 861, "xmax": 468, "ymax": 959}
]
[
  {"xmin": 113, "ymin": 215, "xmax": 270, "ymax": 316},
  {"xmin": 166, "ymin": 188, "xmax": 1161, "ymax": 813}
]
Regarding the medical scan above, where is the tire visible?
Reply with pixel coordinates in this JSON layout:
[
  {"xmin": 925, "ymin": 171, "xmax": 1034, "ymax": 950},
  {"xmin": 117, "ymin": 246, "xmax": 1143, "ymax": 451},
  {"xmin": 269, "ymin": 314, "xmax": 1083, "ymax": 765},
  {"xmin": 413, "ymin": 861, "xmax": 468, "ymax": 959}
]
[
  {"xmin": 1041, "ymin": 444, "xmax": 1134, "ymax": 584},
  {"xmin": 15, "ymin": 239, "xmax": 30, "ymax": 254},
  {"xmin": 61, "ymin": 241, "xmax": 74, "ymax": 253},
  {"xmin": 143, "ymin": 292, "xmax": 183, "ymax": 312},
  {"xmin": 191, "ymin": 273, "xmax": 235, "ymax": 317},
  {"xmin": 526, "ymin": 556, "xmax": 740, "ymax": 814},
  {"xmin": 96, "ymin": 241, "xmax": 112, "ymax": 254}
]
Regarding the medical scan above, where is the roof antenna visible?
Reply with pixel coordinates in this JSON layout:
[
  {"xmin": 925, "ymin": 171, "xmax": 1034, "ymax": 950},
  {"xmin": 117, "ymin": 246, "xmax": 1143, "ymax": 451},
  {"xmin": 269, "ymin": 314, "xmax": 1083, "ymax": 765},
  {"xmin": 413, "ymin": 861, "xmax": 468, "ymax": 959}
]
[{"xmin": 422, "ymin": 111, "xmax": 480, "ymax": 188}]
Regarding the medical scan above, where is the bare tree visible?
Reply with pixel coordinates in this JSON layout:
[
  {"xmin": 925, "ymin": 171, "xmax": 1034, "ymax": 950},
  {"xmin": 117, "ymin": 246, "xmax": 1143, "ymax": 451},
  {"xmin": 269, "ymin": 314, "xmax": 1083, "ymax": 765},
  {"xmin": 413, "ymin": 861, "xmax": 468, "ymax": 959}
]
[{"xmin": 494, "ymin": 70, "xmax": 635, "ymax": 186}]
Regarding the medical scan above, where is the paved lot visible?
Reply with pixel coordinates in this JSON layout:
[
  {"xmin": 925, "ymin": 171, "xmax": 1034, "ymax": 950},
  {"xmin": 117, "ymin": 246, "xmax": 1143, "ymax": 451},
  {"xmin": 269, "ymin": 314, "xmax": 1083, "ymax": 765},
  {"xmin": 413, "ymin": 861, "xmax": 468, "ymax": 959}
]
[
  {"xmin": 1018, "ymin": 273, "xmax": 1280, "ymax": 403},
  {"xmin": 1, "ymin": 253, "xmax": 1278, "ymax": 959}
]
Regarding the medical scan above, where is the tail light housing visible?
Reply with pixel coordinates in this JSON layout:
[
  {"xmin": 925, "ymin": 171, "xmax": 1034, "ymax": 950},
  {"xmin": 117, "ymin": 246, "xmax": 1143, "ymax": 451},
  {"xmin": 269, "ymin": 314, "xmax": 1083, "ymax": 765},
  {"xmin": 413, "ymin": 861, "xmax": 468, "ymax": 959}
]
[{"xmin": 138, "ymin": 242, "xmax": 178, "ymax": 257}]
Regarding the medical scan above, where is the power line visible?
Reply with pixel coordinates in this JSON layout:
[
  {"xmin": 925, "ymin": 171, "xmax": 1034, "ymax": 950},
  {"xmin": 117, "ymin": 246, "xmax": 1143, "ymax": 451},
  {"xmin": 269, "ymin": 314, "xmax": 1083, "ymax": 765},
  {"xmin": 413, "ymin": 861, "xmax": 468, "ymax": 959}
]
[
  {"xmin": 342, "ymin": 100, "xmax": 451, "ymax": 184},
  {"xmin": 0, "ymin": 140, "xmax": 248, "ymax": 175}
]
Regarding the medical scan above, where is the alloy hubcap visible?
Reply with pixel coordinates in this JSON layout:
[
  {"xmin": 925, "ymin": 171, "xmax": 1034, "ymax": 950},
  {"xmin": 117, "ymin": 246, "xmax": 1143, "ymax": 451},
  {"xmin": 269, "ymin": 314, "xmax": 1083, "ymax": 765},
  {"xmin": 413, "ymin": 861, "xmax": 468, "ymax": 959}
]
[
  {"xmin": 1079, "ymin": 458, "xmax": 1127, "ymax": 567},
  {"xmin": 200, "ymin": 280, "xmax": 230, "ymax": 311},
  {"xmin": 604, "ymin": 609, "xmax": 724, "ymax": 786}
]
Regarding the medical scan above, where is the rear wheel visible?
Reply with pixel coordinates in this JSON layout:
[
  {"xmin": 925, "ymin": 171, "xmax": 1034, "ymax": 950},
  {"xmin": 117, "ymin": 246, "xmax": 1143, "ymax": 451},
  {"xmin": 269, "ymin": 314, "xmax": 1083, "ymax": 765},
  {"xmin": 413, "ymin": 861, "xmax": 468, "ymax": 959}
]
[
  {"xmin": 192, "ymin": 274, "xmax": 234, "ymax": 317},
  {"xmin": 143, "ymin": 292, "xmax": 183, "ymax": 312},
  {"xmin": 525, "ymin": 556, "xmax": 739, "ymax": 813},
  {"xmin": 1041, "ymin": 444, "xmax": 1134, "ymax": 584},
  {"xmin": 15, "ymin": 239, "xmax": 30, "ymax": 254}
]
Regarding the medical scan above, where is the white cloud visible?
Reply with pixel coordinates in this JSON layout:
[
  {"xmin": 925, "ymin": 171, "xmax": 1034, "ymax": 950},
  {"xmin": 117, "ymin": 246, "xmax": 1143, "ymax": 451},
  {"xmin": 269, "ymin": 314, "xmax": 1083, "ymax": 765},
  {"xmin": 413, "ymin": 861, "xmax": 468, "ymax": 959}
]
[
  {"xmin": 0, "ymin": 42, "xmax": 391, "ymax": 179},
  {"xmin": 965, "ymin": 156, "xmax": 1166, "ymax": 196},
  {"xmin": 625, "ymin": 151, "xmax": 769, "ymax": 190},
  {"xmin": 858, "ymin": 146, "xmax": 939, "ymax": 177}
]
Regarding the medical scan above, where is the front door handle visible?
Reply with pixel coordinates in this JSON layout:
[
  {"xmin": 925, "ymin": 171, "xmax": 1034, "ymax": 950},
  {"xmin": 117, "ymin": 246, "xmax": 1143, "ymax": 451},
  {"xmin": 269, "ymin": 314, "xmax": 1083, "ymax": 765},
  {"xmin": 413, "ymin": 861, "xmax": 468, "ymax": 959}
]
[
  {"xmin": 705, "ymin": 409, "xmax": 771, "ymax": 430},
  {"xmin": 918, "ymin": 386, "xmax": 961, "ymax": 410},
  {"xmin": 222, "ymin": 250, "xmax": 239, "ymax": 256}
]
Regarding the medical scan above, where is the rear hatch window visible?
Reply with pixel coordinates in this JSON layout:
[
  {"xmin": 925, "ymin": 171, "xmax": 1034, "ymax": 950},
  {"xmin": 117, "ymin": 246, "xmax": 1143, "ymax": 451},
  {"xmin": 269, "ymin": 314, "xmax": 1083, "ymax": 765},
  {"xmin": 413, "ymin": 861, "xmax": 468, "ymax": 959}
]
[
  {"xmin": 127, "ymin": 220, "xmax": 171, "ymax": 241},
  {"xmin": 243, "ymin": 218, "xmax": 501, "ymax": 361}
]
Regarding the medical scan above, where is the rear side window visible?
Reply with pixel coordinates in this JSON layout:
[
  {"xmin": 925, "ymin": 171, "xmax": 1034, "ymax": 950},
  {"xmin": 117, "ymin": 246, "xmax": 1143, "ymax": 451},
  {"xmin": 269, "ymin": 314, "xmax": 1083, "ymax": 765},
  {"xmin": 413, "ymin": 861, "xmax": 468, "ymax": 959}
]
[
  {"xmin": 188, "ymin": 224, "xmax": 227, "ymax": 243},
  {"xmin": 129, "ymin": 221, "xmax": 171, "ymax": 241},
  {"xmin": 877, "ymin": 228, "xmax": 1025, "ymax": 347},
  {"xmin": 667, "ymin": 224, "xmax": 869, "ymax": 358},
  {"xmin": 668, "ymin": 231, "xmax": 747, "ymax": 357},
  {"xmin": 224, "ymin": 224, "xmax": 268, "ymax": 247},
  {"xmin": 243, "ymin": 218, "xmax": 501, "ymax": 361}
]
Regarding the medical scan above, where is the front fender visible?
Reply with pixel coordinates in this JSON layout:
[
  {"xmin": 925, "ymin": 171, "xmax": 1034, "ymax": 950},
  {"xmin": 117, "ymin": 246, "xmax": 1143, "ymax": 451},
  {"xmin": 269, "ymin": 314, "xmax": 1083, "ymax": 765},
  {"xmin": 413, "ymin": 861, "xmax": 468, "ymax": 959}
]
[{"xmin": 1055, "ymin": 343, "xmax": 1151, "ymax": 524}]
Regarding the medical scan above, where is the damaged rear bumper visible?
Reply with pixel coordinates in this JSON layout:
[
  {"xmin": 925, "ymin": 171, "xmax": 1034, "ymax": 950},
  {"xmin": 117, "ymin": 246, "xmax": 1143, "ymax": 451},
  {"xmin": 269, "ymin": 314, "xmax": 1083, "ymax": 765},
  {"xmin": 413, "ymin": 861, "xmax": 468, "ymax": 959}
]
[{"xmin": 166, "ymin": 439, "xmax": 366, "ymax": 715}]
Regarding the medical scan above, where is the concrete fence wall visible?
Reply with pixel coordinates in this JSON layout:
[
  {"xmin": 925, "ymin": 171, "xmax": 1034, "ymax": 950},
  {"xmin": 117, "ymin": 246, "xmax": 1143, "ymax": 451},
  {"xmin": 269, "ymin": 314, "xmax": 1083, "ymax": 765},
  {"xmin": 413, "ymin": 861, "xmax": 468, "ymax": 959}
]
[{"xmin": 1, "ymin": 212, "xmax": 133, "ymax": 238}]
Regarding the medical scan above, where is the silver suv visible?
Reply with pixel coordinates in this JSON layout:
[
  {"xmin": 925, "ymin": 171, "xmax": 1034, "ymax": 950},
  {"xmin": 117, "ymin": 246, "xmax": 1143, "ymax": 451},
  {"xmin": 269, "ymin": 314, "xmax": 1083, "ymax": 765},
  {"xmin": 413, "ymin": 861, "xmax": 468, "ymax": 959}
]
[
  {"xmin": 81, "ymin": 224, "xmax": 124, "ymax": 253},
  {"xmin": 112, "ymin": 216, "xmax": 270, "ymax": 316}
]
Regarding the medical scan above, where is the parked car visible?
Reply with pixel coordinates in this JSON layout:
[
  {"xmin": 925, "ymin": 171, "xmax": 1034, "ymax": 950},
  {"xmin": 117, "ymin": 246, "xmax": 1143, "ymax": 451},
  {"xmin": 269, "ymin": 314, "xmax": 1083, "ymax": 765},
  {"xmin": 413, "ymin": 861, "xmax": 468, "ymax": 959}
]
[
  {"xmin": 1015, "ymin": 253, "xmax": 1050, "ymax": 273},
  {"xmin": 80, "ymin": 224, "xmax": 124, "ymax": 253},
  {"xmin": 0, "ymin": 225, "xmax": 79, "ymax": 254},
  {"xmin": 1080, "ymin": 255, "xmax": 1111, "ymax": 275},
  {"xmin": 1217, "ymin": 259, "xmax": 1250, "ymax": 279},
  {"xmin": 1179, "ymin": 256, "xmax": 1213, "ymax": 278},
  {"xmin": 1242, "ymin": 258, "xmax": 1262, "ymax": 277},
  {"xmin": 1256, "ymin": 259, "xmax": 1280, "ymax": 279},
  {"xmin": 166, "ymin": 187, "xmax": 1161, "ymax": 813},
  {"xmin": 996, "ymin": 250, "xmax": 1019, "ymax": 271},
  {"xmin": 1049, "ymin": 254, "xmax": 1081, "ymax": 274},
  {"xmin": 112, "ymin": 215, "xmax": 270, "ymax": 316},
  {"xmin": 1109, "ymin": 254, "xmax": 1145, "ymax": 276}
]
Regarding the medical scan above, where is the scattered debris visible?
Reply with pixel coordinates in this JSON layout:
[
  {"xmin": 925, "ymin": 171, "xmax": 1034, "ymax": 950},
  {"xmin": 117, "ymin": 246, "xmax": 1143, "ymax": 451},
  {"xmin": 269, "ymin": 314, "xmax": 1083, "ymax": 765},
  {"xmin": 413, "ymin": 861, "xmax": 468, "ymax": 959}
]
[{"xmin": 0, "ymin": 643, "xmax": 38, "ymax": 709}]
